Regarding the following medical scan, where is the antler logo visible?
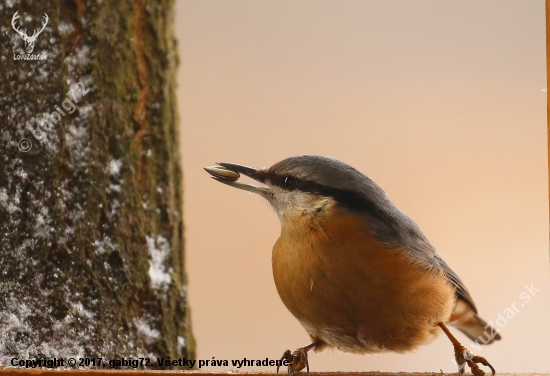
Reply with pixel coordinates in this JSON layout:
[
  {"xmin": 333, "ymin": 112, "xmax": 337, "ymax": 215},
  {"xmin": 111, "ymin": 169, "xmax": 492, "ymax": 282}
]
[{"xmin": 11, "ymin": 11, "xmax": 49, "ymax": 54}]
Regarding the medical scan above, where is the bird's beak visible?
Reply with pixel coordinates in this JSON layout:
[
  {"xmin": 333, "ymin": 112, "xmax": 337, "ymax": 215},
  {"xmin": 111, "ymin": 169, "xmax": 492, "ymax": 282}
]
[{"xmin": 204, "ymin": 162, "xmax": 271, "ymax": 197}]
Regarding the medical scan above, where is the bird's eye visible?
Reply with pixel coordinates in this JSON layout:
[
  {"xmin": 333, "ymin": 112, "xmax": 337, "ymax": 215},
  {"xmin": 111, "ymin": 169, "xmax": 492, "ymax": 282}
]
[{"xmin": 281, "ymin": 175, "xmax": 297, "ymax": 190}]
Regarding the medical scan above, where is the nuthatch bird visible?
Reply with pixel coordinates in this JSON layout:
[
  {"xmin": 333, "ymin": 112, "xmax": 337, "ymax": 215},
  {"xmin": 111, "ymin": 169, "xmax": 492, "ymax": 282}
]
[{"xmin": 205, "ymin": 155, "xmax": 500, "ymax": 376}]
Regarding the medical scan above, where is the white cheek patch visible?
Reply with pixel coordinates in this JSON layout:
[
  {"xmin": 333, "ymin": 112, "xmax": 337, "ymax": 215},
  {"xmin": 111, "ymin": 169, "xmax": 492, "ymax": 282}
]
[
  {"xmin": 268, "ymin": 186, "xmax": 293, "ymax": 216},
  {"xmin": 270, "ymin": 188, "xmax": 330, "ymax": 218}
]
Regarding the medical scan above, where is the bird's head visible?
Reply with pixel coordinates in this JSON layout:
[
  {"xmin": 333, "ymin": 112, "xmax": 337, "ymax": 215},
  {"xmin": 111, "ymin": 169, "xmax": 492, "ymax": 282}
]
[{"xmin": 205, "ymin": 155, "xmax": 397, "ymax": 232}]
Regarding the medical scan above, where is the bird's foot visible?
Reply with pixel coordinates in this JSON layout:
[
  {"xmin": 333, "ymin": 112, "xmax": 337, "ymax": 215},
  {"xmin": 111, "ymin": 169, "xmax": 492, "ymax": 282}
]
[
  {"xmin": 453, "ymin": 343, "xmax": 496, "ymax": 376},
  {"xmin": 439, "ymin": 322, "xmax": 496, "ymax": 376},
  {"xmin": 277, "ymin": 347, "xmax": 309, "ymax": 376}
]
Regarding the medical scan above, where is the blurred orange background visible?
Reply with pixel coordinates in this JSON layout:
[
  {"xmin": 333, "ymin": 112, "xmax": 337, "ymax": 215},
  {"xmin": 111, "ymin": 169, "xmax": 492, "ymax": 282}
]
[{"xmin": 175, "ymin": 1, "xmax": 549, "ymax": 372}]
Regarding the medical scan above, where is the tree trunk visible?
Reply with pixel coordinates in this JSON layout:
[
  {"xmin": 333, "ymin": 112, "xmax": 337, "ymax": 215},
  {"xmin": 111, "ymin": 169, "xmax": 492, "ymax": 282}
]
[{"xmin": 0, "ymin": 0, "xmax": 195, "ymax": 368}]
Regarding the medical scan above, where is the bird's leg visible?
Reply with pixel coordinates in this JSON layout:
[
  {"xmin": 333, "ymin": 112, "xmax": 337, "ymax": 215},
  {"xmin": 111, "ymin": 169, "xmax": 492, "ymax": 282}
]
[
  {"xmin": 439, "ymin": 323, "xmax": 496, "ymax": 376},
  {"xmin": 277, "ymin": 342, "xmax": 317, "ymax": 376}
]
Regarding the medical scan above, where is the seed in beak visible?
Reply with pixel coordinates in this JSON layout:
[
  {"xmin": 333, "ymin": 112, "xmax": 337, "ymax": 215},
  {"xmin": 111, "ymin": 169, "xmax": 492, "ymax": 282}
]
[{"xmin": 204, "ymin": 165, "xmax": 240, "ymax": 181}]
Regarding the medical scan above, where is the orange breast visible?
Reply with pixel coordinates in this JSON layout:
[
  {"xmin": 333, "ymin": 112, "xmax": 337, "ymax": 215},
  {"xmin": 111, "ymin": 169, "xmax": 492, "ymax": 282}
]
[{"xmin": 272, "ymin": 207, "xmax": 455, "ymax": 353}]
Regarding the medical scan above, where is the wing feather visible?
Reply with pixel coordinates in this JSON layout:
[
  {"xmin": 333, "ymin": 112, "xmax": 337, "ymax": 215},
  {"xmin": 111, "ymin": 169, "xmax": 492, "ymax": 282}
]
[{"xmin": 406, "ymin": 242, "xmax": 478, "ymax": 313}]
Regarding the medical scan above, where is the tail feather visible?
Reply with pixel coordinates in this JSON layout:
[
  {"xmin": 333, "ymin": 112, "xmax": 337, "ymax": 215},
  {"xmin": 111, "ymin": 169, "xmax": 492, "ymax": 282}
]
[{"xmin": 449, "ymin": 299, "xmax": 501, "ymax": 344}]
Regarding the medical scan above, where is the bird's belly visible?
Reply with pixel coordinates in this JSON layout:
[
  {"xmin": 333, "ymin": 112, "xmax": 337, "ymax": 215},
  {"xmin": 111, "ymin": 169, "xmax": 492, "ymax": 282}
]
[{"xmin": 272, "ymin": 227, "xmax": 454, "ymax": 354}]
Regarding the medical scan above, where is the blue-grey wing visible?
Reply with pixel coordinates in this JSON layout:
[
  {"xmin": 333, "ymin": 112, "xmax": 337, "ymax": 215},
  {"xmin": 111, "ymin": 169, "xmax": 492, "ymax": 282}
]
[{"xmin": 406, "ymin": 242, "xmax": 478, "ymax": 313}]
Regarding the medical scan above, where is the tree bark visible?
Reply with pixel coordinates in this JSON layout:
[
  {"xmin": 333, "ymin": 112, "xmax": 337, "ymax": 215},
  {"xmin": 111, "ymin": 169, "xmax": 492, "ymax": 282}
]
[{"xmin": 0, "ymin": 0, "xmax": 195, "ymax": 368}]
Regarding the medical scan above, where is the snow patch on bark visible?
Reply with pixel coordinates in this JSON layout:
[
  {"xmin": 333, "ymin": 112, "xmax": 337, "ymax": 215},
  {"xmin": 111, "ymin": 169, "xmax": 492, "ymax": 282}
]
[
  {"xmin": 134, "ymin": 317, "xmax": 161, "ymax": 346},
  {"xmin": 108, "ymin": 159, "xmax": 122, "ymax": 176},
  {"xmin": 0, "ymin": 188, "xmax": 18, "ymax": 215},
  {"xmin": 177, "ymin": 336, "xmax": 186, "ymax": 353},
  {"xmin": 146, "ymin": 235, "xmax": 173, "ymax": 292},
  {"xmin": 0, "ymin": 293, "xmax": 89, "ymax": 364},
  {"xmin": 93, "ymin": 236, "xmax": 116, "ymax": 256},
  {"xmin": 33, "ymin": 206, "xmax": 51, "ymax": 239}
]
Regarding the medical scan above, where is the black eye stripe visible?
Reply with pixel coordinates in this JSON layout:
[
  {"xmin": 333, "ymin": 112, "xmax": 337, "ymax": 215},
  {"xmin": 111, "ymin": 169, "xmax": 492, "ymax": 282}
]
[{"xmin": 267, "ymin": 172, "xmax": 391, "ymax": 221}]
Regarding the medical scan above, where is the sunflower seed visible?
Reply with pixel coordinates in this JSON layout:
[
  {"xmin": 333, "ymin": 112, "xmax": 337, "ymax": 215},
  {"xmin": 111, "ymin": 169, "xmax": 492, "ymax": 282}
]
[{"xmin": 204, "ymin": 165, "xmax": 240, "ymax": 181}]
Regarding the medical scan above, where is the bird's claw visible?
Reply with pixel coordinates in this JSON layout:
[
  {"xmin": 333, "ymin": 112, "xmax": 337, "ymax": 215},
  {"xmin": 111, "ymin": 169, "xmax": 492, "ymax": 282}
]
[
  {"xmin": 455, "ymin": 347, "xmax": 496, "ymax": 376},
  {"xmin": 277, "ymin": 348, "xmax": 309, "ymax": 376}
]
